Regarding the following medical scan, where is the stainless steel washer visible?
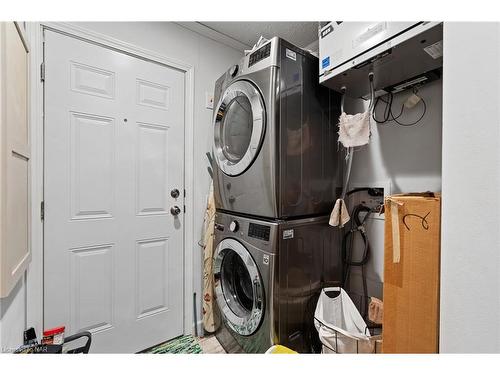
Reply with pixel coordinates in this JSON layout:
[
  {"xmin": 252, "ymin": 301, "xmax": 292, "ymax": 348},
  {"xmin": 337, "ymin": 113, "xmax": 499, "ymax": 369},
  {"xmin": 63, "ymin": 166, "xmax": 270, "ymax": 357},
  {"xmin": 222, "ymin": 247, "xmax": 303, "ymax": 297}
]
[
  {"xmin": 213, "ymin": 238, "xmax": 264, "ymax": 337},
  {"xmin": 212, "ymin": 37, "xmax": 342, "ymax": 219},
  {"xmin": 213, "ymin": 211, "xmax": 342, "ymax": 353}
]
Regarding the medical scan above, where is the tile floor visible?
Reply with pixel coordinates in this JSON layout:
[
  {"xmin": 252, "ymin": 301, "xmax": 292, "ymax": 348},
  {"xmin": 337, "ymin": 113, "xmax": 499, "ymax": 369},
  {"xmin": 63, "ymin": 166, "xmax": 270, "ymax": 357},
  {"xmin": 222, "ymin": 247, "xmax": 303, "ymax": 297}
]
[{"xmin": 197, "ymin": 335, "xmax": 226, "ymax": 354}]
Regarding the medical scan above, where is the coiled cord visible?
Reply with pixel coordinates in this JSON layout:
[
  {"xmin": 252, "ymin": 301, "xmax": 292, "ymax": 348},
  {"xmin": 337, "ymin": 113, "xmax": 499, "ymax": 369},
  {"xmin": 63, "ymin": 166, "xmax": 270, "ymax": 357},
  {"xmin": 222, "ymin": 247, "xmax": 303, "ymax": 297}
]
[
  {"xmin": 342, "ymin": 204, "xmax": 373, "ymax": 318},
  {"xmin": 372, "ymin": 91, "xmax": 427, "ymax": 127}
]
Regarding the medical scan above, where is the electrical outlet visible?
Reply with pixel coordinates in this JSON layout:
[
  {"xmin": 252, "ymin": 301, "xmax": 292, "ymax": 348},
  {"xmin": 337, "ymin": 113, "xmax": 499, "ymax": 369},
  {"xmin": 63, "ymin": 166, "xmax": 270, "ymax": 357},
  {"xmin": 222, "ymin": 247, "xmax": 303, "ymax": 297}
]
[
  {"xmin": 205, "ymin": 92, "xmax": 214, "ymax": 110},
  {"xmin": 347, "ymin": 181, "xmax": 391, "ymax": 220}
]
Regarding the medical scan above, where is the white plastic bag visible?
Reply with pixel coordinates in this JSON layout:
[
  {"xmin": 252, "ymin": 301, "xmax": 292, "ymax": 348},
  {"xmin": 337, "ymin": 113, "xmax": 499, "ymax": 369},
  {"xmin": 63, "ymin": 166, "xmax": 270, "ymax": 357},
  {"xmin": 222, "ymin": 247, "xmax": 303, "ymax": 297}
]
[{"xmin": 314, "ymin": 287, "xmax": 378, "ymax": 353}]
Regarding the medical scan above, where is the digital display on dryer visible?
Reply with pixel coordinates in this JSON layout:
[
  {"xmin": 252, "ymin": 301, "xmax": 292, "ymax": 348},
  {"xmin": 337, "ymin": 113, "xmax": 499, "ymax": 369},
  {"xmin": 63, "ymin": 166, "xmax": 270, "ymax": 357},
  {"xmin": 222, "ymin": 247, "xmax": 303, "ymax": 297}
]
[
  {"xmin": 248, "ymin": 223, "xmax": 271, "ymax": 241},
  {"xmin": 248, "ymin": 43, "xmax": 271, "ymax": 67}
]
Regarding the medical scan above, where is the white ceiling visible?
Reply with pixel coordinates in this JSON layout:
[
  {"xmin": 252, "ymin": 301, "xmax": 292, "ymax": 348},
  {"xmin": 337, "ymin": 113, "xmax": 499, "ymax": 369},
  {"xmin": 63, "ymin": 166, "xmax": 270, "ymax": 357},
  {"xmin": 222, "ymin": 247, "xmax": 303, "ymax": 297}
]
[{"xmin": 179, "ymin": 22, "xmax": 320, "ymax": 51}]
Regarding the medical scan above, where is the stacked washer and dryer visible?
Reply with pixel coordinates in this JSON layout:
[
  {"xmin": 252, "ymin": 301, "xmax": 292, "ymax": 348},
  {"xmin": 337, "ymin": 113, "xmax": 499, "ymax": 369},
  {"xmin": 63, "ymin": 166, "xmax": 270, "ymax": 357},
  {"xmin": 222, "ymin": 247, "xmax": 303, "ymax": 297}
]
[{"xmin": 211, "ymin": 37, "xmax": 343, "ymax": 353}]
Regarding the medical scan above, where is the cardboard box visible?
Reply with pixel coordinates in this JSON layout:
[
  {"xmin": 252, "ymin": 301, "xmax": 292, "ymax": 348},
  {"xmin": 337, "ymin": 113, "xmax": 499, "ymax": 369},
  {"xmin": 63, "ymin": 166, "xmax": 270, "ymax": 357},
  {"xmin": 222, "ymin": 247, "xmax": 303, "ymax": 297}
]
[{"xmin": 382, "ymin": 193, "xmax": 441, "ymax": 353}]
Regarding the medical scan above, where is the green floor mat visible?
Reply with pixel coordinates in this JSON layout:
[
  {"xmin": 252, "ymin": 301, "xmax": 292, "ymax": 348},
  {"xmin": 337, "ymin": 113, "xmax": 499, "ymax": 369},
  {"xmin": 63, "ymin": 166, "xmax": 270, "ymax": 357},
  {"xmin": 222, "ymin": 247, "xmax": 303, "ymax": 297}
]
[{"xmin": 145, "ymin": 335, "xmax": 203, "ymax": 354}]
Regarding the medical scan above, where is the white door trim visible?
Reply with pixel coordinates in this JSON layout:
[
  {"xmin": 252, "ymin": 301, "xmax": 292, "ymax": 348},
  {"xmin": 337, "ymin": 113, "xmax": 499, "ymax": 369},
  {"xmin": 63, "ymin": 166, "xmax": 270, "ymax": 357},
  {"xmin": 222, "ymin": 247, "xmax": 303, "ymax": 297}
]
[{"xmin": 26, "ymin": 22, "xmax": 195, "ymax": 340}]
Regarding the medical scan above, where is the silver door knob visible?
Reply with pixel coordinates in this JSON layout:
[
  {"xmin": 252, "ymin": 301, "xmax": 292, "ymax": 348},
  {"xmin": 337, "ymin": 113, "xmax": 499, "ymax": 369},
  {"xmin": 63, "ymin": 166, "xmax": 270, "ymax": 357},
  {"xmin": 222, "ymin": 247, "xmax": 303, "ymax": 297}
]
[{"xmin": 170, "ymin": 206, "xmax": 181, "ymax": 216}]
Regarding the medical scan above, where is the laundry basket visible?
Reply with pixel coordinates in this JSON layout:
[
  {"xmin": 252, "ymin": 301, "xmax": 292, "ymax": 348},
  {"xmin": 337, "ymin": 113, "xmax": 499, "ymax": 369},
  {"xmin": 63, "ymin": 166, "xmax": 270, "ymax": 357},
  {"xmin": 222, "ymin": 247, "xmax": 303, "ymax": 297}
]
[{"xmin": 314, "ymin": 287, "xmax": 382, "ymax": 354}]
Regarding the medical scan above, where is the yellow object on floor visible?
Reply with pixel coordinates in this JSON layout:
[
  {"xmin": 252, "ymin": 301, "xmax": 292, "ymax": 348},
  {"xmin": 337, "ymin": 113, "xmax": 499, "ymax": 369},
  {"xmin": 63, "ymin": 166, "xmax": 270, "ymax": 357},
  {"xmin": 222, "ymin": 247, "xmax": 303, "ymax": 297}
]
[{"xmin": 265, "ymin": 345, "xmax": 297, "ymax": 354}]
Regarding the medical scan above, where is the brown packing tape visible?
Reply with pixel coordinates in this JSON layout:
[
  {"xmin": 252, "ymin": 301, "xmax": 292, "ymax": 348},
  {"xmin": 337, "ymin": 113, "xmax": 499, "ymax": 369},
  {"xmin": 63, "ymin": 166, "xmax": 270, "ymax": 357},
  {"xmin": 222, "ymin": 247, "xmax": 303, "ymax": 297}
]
[
  {"xmin": 386, "ymin": 197, "xmax": 404, "ymax": 264},
  {"xmin": 390, "ymin": 201, "xmax": 400, "ymax": 263},
  {"xmin": 387, "ymin": 193, "xmax": 441, "ymax": 204}
]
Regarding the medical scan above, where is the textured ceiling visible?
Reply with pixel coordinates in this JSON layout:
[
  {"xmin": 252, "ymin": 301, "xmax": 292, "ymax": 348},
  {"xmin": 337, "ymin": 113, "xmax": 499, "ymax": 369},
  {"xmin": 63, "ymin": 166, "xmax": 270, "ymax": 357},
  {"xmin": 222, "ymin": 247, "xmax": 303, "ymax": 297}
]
[{"xmin": 199, "ymin": 22, "xmax": 319, "ymax": 49}]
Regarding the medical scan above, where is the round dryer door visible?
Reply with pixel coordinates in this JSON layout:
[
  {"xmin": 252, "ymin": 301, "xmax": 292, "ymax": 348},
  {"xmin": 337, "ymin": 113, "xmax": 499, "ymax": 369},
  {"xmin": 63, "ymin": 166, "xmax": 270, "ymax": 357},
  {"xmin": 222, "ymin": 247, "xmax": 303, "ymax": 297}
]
[
  {"xmin": 213, "ymin": 80, "xmax": 265, "ymax": 176},
  {"xmin": 213, "ymin": 238, "xmax": 264, "ymax": 336}
]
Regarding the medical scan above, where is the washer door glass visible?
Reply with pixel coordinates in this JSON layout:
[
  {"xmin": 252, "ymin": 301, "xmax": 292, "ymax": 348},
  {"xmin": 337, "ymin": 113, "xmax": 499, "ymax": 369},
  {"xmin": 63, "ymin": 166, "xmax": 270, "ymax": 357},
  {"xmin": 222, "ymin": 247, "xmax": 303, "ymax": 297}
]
[
  {"xmin": 213, "ymin": 80, "xmax": 265, "ymax": 176},
  {"xmin": 214, "ymin": 239, "xmax": 264, "ymax": 336},
  {"xmin": 221, "ymin": 249, "xmax": 254, "ymax": 314}
]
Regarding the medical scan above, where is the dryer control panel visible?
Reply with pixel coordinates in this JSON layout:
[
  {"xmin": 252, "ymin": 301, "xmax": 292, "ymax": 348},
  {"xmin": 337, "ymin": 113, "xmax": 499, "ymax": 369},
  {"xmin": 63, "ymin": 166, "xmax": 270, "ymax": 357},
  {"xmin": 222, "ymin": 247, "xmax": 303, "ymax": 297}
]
[
  {"xmin": 248, "ymin": 223, "xmax": 271, "ymax": 242},
  {"xmin": 240, "ymin": 36, "xmax": 279, "ymax": 76},
  {"xmin": 248, "ymin": 42, "xmax": 271, "ymax": 67}
]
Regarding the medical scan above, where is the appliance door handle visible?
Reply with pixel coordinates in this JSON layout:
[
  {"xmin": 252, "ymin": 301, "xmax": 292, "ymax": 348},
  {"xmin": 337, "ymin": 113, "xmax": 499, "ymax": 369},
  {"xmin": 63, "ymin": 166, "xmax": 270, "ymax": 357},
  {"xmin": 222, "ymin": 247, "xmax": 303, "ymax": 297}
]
[{"xmin": 253, "ymin": 279, "xmax": 262, "ymax": 310}]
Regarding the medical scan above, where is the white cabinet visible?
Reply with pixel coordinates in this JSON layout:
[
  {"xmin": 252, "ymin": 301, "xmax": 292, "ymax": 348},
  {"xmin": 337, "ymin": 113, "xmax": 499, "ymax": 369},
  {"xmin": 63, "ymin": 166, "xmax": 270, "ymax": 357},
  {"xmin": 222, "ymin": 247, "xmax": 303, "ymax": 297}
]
[{"xmin": 0, "ymin": 22, "xmax": 30, "ymax": 298}]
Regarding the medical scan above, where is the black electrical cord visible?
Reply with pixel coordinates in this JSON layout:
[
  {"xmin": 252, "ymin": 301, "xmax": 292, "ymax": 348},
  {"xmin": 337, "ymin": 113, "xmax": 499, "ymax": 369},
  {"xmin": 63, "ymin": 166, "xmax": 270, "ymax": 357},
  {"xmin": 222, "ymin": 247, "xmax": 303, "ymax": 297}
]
[
  {"xmin": 372, "ymin": 93, "xmax": 394, "ymax": 123},
  {"xmin": 393, "ymin": 96, "xmax": 427, "ymax": 126},
  {"xmin": 341, "ymin": 203, "xmax": 373, "ymax": 319},
  {"xmin": 346, "ymin": 187, "xmax": 384, "ymax": 197},
  {"xmin": 372, "ymin": 91, "xmax": 427, "ymax": 127}
]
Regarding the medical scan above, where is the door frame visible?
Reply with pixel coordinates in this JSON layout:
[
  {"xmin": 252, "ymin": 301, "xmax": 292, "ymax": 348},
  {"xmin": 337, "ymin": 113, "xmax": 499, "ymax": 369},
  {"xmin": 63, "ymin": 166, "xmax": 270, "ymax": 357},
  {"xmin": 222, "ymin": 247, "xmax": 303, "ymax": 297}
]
[{"xmin": 26, "ymin": 22, "xmax": 195, "ymax": 341}]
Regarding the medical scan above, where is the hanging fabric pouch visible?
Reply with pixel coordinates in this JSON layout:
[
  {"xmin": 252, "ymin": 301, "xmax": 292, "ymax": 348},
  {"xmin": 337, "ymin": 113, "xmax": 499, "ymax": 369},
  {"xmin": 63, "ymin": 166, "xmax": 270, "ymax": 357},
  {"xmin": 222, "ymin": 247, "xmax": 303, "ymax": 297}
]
[{"xmin": 338, "ymin": 110, "xmax": 371, "ymax": 148}]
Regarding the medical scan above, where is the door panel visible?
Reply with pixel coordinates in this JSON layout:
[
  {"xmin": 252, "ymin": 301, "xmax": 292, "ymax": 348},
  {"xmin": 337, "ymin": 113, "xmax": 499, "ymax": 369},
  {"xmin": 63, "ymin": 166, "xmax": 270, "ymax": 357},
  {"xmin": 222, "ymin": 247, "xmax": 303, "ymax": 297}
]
[
  {"xmin": 70, "ymin": 61, "xmax": 116, "ymax": 99},
  {"xmin": 70, "ymin": 112, "xmax": 116, "ymax": 219},
  {"xmin": 70, "ymin": 244, "xmax": 114, "ymax": 333},
  {"xmin": 136, "ymin": 122, "xmax": 169, "ymax": 215},
  {"xmin": 44, "ymin": 30, "xmax": 185, "ymax": 353},
  {"xmin": 135, "ymin": 238, "xmax": 169, "ymax": 319},
  {"xmin": 136, "ymin": 79, "xmax": 170, "ymax": 110},
  {"xmin": 0, "ymin": 22, "xmax": 31, "ymax": 298}
]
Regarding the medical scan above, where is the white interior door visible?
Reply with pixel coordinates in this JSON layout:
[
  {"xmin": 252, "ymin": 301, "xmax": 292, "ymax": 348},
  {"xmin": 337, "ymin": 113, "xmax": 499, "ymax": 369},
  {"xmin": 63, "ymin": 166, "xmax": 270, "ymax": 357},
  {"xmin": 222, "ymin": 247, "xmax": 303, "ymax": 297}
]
[{"xmin": 43, "ymin": 30, "xmax": 185, "ymax": 353}]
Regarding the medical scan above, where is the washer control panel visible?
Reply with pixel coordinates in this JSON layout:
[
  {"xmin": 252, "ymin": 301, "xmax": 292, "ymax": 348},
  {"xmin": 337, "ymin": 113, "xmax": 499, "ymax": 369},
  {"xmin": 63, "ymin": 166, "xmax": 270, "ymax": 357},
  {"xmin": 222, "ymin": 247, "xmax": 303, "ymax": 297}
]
[{"xmin": 248, "ymin": 223, "xmax": 271, "ymax": 241}]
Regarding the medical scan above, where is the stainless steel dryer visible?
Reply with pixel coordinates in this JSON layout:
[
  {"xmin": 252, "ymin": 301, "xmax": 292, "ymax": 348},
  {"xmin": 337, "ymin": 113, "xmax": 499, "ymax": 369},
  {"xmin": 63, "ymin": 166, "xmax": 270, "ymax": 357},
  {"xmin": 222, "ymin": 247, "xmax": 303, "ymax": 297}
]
[
  {"xmin": 212, "ymin": 211, "xmax": 342, "ymax": 353},
  {"xmin": 212, "ymin": 37, "xmax": 341, "ymax": 219}
]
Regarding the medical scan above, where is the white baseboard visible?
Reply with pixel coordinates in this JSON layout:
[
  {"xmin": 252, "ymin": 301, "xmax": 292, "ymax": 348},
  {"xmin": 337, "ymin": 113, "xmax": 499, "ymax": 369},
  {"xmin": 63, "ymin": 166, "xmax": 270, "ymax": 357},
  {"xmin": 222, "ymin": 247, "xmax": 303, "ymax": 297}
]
[{"xmin": 194, "ymin": 319, "xmax": 204, "ymax": 337}]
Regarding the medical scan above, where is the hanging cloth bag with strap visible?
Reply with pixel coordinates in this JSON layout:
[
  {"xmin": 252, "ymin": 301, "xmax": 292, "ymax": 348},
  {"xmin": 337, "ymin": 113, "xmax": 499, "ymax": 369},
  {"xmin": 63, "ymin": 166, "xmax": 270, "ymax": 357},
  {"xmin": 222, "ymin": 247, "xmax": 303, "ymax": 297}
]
[{"xmin": 314, "ymin": 287, "xmax": 380, "ymax": 353}]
